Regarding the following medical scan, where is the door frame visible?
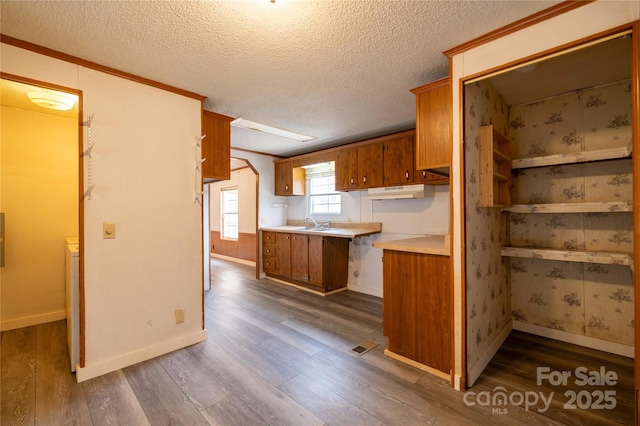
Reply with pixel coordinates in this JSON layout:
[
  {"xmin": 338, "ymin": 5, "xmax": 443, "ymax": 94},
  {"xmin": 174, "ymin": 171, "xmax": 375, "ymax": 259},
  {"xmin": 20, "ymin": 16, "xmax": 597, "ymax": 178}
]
[{"xmin": 0, "ymin": 72, "xmax": 85, "ymax": 366}]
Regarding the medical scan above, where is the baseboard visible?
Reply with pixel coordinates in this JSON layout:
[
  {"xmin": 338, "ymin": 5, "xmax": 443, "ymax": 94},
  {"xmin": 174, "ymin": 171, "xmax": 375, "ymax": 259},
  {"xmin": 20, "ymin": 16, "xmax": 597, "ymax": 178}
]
[
  {"xmin": 211, "ymin": 253, "xmax": 256, "ymax": 267},
  {"xmin": 467, "ymin": 321, "xmax": 513, "ymax": 387},
  {"xmin": 1, "ymin": 309, "xmax": 66, "ymax": 332},
  {"xmin": 264, "ymin": 277, "xmax": 347, "ymax": 297},
  {"xmin": 347, "ymin": 282, "xmax": 382, "ymax": 298},
  {"xmin": 75, "ymin": 329, "xmax": 208, "ymax": 383},
  {"xmin": 513, "ymin": 321, "xmax": 634, "ymax": 359},
  {"xmin": 384, "ymin": 349, "xmax": 451, "ymax": 381},
  {"xmin": 454, "ymin": 373, "xmax": 463, "ymax": 391}
]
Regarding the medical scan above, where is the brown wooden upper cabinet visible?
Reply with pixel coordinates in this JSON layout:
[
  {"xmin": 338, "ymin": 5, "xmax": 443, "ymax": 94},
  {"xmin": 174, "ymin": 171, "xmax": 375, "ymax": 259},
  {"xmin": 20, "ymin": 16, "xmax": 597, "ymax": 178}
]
[
  {"xmin": 334, "ymin": 147, "xmax": 358, "ymax": 191},
  {"xmin": 411, "ymin": 77, "xmax": 451, "ymax": 176},
  {"xmin": 383, "ymin": 135, "xmax": 414, "ymax": 186},
  {"xmin": 201, "ymin": 111, "xmax": 233, "ymax": 181},
  {"xmin": 357, "ymin": 142, "xmax": 384, "ymax": 189},
  {"xmin": 274, "ymin": 160, "xmax": 305, "ymax": 196}
]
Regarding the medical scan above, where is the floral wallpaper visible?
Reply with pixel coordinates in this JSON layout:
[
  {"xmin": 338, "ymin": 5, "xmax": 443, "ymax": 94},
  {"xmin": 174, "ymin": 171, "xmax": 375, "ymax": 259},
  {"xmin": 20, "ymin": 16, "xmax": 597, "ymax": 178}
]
[
  {"xmin": 508, "ymin": 79, "xmax": 634, "ymax": 347},
  {"xmin": 464, "ymin": 79, "xmax": 511, "ymax": 366},
  {"xmin": 465, "ymin": 78, "xmax": 634, "ymax": 373}
]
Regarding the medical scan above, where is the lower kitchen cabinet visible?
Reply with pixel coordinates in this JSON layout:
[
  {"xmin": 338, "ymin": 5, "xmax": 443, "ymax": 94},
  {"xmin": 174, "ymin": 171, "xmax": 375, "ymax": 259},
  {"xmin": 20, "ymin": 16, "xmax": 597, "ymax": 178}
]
[
  {"xmin": 262, "ymin": 231, "xmax": 349, "ymax": 293},
  {"xmin": 382, "ymin": 250, "xmax": 451, "ymax": 376}
]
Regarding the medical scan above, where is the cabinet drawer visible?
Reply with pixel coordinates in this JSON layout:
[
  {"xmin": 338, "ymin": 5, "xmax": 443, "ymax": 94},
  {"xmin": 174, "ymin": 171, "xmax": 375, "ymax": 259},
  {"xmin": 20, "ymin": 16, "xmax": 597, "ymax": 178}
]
[
  {"xmin": 263, "ymin": 256, "xmax": 277, "ymax": 273},
  {"xmin": 263, "ymin": 232, "xmax": 276, "ymax": 243},
  {"xmin": 263, "ymin": 243, "xmax": 276, "ymax": 257}
]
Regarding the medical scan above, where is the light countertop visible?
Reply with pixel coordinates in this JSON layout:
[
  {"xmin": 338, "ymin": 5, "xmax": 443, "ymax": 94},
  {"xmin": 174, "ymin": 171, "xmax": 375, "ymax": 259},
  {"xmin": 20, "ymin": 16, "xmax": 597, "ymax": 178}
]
[
  {"xmin": 260, "ymin": 221, "xmax": 381, "ymax": 239},
  {"xmin": 372, "ymin": 235, "xmax": 450, "ymax": 256}
]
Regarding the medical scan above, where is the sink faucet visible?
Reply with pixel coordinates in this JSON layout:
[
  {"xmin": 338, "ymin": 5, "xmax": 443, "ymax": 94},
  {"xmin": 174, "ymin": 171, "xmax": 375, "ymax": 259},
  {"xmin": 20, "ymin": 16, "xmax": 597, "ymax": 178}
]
[
  {"xmin": 304, "ymin": 217, "xmax": 330, "ymax": 229},
  {"xmin": 304, "ymin": 217, "xmax": 321, "ymax": 229}
]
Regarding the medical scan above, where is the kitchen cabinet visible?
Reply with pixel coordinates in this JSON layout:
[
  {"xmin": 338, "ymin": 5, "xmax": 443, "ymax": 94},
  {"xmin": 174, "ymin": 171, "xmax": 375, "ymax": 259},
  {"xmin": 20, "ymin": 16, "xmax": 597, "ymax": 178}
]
[
  {"xmin": 382, "ymin": 250, "xmax": 451, "ymax": 375},
  {"xmin": 201, "ymin": 111, "xmax": 233, "ymax": 181},
  {"xmin": 262, "ymin": 231, "xmax": 349, "ymax": 293},
  {"xmin": 414, "ymin": 169, "xmax": 449, "ymax": 185},
  {"xmin": 357, "ymin": 142, "xmax": 384, "ymax": 189},
  {"xmin": 383, "ymin": 135, "xmax": 414, "ymax": 186},
  {"xmin": 334, "ymin": 147, "xmax": 358, "ymax": 191},
  {"xmin": 275, "ymin": 232, "xmax": 292, "ymax": 277},
  {"xmin": 274, "ymin": 161, "xmax": 305, "ymax": 196},
  {"xmin": 411, "ymin": 77, "xmax": 451, "ymax": 175},
  {"xmin": 290, "ymin": 233, "xmax": 309, "ymax": 282}
]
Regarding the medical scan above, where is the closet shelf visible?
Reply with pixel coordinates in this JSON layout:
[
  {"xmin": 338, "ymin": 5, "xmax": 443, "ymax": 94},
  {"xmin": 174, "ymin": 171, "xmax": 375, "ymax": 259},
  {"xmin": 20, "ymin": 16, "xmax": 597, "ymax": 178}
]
[
  {"xmin": 511, "ymin": 144, "xmax": 632, "ymax": 169},
  {"xmin": 501, "ymin": 246, "xmax": 634, "ymax": 272},
  {"xmin": 502, "ymin": 201, "xmax": 633, "ymax": 214}
]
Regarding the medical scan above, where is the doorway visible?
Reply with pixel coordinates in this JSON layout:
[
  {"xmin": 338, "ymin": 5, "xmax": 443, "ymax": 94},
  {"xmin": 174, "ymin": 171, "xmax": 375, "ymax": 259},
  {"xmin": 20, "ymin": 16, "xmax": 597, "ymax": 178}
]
[
  {"xmin": 205, "ymin": 157, "xmax": 259, "ymax": 287},
  {"xmin": 0, "ymin": 77, "xmax": 81, "ymax": 331}
]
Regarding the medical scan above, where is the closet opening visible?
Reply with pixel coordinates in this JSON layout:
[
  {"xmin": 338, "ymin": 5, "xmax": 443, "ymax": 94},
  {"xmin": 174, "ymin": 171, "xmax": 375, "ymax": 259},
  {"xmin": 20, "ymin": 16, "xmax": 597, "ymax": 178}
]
[{"xmin": 462, "ymin": 32, "xmax": 635, "ymax": 424}]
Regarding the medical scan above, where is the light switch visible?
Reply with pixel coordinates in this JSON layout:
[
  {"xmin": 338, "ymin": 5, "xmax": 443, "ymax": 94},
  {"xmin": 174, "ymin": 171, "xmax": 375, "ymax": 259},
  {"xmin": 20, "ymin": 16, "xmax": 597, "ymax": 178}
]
[{"xmin": 103, "ymin": 223, "xmax": 116, "ymax": 239}]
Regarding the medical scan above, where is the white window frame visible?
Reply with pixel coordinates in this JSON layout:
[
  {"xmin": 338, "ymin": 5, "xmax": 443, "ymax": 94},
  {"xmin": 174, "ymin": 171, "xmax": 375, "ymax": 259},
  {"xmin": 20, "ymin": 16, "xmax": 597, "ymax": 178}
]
[
  {"xmin": 220, "ymin": 187, "xmax": 239, "ymax": 241},
  {"xmin": 308, "ymin": 172, "xmax": 341, "ymax": 215}
]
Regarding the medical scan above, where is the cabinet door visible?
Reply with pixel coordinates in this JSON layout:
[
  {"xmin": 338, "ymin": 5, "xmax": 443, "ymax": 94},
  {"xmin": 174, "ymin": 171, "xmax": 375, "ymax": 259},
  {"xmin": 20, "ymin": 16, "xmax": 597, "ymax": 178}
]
[
  {"xmin": 383, "ymin": 136, "xmax": 414, "ymax": 186},
  {"xmin": 307, "ymin": 235, "xmax": 324, "ymax": 287},
  {"xmin": 201, "ymin": 111, "xmax": 233, "ymax": 180},
  {"xmin": 274, "ymin": 161, "xmax": 293, "ymax": 196},
  {"xmin": 358, "ymin": 142, "xmax": 384, "ymax": 189},
  {"xmin": 274, "ymin": 161, "xmax": 305, "ymax": 196},
  {"xmin": 275, "ymin": 233, "xmax": 291, "ymax": 277},
  {"xmin": 414, "ymin": 169, "xmax": 449, "ymax": 185},
  {"xmin": 290, "ymin": 234, "xmax": 309, "ymax": 282},
  {"xmin": 383, "ymin": 251, "xmax": 451, "ymax": 373},
  {"xmin": 335, "ymin": 147, "xmax": 358, "ymax": 191},
  {"xmin": 412, "ymin": 78, "xmax": 451, "ymax": 174}
]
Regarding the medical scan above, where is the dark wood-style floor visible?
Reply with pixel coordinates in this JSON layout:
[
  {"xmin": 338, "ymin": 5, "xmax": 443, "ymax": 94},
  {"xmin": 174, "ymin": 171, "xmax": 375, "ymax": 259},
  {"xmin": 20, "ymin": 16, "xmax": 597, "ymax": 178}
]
[{"xmin": 1, "ymin": 258, "xmax": 634, "ymax": 425}]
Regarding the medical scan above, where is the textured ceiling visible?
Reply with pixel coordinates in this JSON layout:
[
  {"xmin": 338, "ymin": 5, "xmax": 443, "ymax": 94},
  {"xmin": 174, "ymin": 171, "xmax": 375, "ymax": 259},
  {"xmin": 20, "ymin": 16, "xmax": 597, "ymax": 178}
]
[{"xmin": 1, "ymin": 0, "xmax": 562, "ymax": 156}]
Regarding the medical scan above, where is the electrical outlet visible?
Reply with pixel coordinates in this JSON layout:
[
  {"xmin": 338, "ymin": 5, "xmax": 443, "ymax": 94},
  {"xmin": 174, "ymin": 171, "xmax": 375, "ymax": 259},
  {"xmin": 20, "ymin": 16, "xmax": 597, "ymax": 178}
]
[{"xmin": 174, "ymin": 309, "xmax": 185, "ymax": 324}]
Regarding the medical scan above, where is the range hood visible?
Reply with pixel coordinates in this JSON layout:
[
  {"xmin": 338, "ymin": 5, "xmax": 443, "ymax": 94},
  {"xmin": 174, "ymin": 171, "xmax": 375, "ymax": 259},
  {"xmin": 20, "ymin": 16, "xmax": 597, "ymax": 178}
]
[{"xmin": 367, "ymin": 184, "xmax": 433, "ymax": 200}]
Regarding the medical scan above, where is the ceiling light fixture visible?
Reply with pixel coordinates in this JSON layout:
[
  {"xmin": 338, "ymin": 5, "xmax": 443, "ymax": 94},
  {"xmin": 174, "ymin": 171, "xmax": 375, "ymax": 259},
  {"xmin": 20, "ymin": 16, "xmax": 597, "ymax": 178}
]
[
  {"xmin": 27, "ymin": 89, "xmax": 77, "ymax": 111},
  {"xmin": 231, "ymin": 117, "xmax": 317, "ymax": 142}
]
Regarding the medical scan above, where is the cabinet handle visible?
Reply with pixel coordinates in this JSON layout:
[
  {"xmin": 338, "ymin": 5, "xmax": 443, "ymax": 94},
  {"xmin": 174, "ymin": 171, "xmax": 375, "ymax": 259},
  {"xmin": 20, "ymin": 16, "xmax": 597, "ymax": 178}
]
[
  {"xmin": 286, "ymin": 236, "xmax": 289, "ymax": 239},
  {"xmin": 285, "ymin": 185, "xmax": 289, "ymax": 191},
  {"xmin": 363, "ymin": 176, "xmax": 367, "ymax": 184},
  {"xmin": 405, "ymin": 171, "xmax": 409, "ymax": 180},
  {"xmin": 350, "ymin": 178, "xmax": 354, "ymax": 184},
  {"xmin": 422, "ymin": 171, "xmax": 427, "ymax": 178}
]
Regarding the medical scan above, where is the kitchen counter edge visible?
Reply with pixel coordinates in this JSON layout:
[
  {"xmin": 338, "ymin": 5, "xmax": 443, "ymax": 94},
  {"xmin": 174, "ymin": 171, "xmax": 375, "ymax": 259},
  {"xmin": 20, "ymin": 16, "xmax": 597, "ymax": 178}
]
[
  {"xmin": 260, "ymin": 222, "xmax": 381, "ymax": 239},
  {"xmin": 372, "ymin": 235, "xmax": 450, "ymax": 256}
]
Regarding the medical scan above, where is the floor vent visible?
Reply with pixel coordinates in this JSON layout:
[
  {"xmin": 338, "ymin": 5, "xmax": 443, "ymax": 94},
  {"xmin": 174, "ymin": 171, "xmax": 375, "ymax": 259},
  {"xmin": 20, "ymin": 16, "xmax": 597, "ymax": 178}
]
[{"xmin": 351, "ymin": 341, "xmax": 378, "ymax": 356}]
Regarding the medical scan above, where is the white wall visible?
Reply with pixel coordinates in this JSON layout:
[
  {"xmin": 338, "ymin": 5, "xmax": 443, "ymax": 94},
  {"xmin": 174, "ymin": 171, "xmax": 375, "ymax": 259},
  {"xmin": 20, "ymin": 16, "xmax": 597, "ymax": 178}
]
[
  {"xmin": 1, "ymin": 106, "xmax": 78, "ymax": 330},
  {"xmin": 230, "ymin": 148, "xmax": 287, "ymax": 228},
  {"xmin": 1, "ymin": 43, "xmax": 206, "ymax": 381},
  {"xmin": 287, "ymin": 185, "xmax": 450, "ymax": 297},
  {"xmin": 209, "ymin": 166, "xmax": 257, "ymax": 234}
]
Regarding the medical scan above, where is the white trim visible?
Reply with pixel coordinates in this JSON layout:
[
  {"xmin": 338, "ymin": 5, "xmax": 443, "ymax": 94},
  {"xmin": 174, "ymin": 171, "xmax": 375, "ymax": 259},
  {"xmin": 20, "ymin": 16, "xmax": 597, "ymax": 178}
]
[
  {"xmin": 513, "ymin": 321, "xmax": 634, "ymax": 359},
  {"xmin": 211, "ymin": 253, "xmax": 256, "ymax": 267},
  {"xmin": 76, "ymin": 329, "xmax": 207, "ymax": 383},
  {"xmin": 467, "ymin": 322, "xmax": 513, "ymax": 387},
  {"xmin": 1, "ymin": 310, "xmax": 66, "ymax": 331}
]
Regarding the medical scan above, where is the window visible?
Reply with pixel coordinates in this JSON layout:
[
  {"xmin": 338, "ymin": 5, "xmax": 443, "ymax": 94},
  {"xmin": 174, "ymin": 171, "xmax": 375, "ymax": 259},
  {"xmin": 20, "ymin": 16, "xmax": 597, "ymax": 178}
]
[
  {"xmin": 309, "ymin": 173, "xmax": 341, "ymax": 215},
  {"xmin": 221, "ymin": 187, "xmax": 238, "ymax": 240}
]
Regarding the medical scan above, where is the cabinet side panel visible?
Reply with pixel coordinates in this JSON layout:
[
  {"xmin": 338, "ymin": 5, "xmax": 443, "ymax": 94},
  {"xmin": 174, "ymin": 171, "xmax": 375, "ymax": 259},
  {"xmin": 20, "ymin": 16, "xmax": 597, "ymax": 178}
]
[{"xmin": 322, "ymin": 237, "xmax": 349, "ymax": 291}]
